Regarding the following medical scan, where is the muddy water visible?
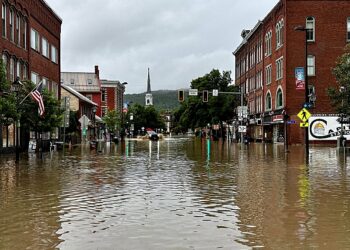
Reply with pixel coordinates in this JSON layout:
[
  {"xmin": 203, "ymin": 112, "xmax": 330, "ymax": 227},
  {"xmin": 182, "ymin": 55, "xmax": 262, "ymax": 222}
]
[{"xmin": 1, "ymin": 138, "xmax": 350, "ymax": 249}]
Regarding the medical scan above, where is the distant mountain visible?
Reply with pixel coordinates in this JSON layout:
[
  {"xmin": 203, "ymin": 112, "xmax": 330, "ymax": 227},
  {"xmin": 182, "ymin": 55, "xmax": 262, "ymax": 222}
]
[{"xmin": 124, "ymin": 90, "xmax": 181, "ymax": 111}]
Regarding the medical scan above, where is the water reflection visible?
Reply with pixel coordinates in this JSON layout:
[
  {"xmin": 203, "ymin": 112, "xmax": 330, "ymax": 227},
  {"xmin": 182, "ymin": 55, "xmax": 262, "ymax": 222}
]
[{"xmin": 1, "ymin": 139, "xmax": 350, "ymax": 249}]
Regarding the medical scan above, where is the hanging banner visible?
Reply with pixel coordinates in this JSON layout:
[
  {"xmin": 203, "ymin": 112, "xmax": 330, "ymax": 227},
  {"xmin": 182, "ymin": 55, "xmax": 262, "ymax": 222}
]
[{"xmin": 295, "ymin": 67, "xmax": 305, "ymax": 90}]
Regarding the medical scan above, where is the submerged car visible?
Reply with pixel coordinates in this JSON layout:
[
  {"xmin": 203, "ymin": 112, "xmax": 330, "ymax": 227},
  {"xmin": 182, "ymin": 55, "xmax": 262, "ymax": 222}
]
[{"xmin": 147, "ymin": 130, "xmax": 159, "ymax": 141}]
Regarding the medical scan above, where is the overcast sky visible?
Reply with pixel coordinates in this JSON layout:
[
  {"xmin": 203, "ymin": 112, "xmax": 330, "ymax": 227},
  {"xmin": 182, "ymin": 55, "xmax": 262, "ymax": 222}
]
[{"xmin": 45, "ymin": 0, "xmax": 278, "ymax": 94}]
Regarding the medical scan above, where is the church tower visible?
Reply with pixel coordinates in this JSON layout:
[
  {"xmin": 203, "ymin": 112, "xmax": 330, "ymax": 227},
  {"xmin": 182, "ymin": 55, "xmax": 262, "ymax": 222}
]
[{"xmin": 145, "ymin": 68, "xmax": 153, "ymax": 106}]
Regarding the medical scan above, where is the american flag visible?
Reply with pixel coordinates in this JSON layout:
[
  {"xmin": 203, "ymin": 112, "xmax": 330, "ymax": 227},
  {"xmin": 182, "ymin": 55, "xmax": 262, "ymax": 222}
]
[{"xmin": 30, "ymin": 82, "xmax": 45, "ymax": 117}]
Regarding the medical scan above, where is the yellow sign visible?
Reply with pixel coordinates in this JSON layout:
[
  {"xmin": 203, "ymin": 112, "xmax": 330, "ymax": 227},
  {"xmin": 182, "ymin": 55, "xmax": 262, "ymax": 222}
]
[
  {"xmin": 297, "ymin": 108, "xmax": 311, "ymax": 122},
  {"xmin": 300, "ymin": 122, "xmax": 309, "ymax": 128}
]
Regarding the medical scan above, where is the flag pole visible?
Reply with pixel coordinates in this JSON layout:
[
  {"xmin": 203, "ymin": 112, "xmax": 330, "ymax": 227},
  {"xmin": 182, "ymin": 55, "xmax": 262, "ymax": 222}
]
[{"xmin": 19, "ymin": 80, "xmax": 43, "ymax": 105}]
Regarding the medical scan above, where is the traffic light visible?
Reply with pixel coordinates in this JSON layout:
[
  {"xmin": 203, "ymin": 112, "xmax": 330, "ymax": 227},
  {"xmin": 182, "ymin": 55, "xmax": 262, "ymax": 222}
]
[
  {"xmin": 178, "ymin": 90, "xmax": 184, "ymax": 102},
  {"xmin": 203, "ymin": 90, "xmax": 208, "ymax": 102}
]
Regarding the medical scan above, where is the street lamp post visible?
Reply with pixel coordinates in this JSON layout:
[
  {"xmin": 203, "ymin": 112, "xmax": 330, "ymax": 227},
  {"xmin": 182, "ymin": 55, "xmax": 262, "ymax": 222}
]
[
  {"xmin": 92, "ymin": 106, "xmax": 97, "ymax": 140},
  {"xmin": 295, "ymin": 26, "xmax": 310, "ymax": 163},
  {"xmin": 11, "ymin": 77, "xmax": 23, "ymax": 163},
  {"xmin": 339, "ymin": 86, "xmax": 346, "ymax": 148}
]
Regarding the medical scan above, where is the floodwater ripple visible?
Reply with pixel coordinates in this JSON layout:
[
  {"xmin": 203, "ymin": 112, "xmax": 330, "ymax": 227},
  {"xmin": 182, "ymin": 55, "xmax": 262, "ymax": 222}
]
[{"xmin": 1, "ymin": 139, "xmax": 350, "ymax": 249}]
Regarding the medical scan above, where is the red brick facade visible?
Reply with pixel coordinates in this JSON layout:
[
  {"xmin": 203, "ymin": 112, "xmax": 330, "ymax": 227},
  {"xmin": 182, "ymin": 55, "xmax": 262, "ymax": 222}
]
[
  {"xmin": 0, "ymin": 0, "xmax": 61, "ymax": 97},
  {"xmin": 101, "ymin": 80, "xmax": 126, "ymax": 116},
  {"xmin": 234, "ymin": 0, "xmax": 350, "ymax": 144}
]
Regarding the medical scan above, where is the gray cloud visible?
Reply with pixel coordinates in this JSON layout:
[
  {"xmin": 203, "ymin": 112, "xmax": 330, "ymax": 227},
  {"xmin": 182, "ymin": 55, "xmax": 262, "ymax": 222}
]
[{"xmin": 46, "ymin": 0, "xmax": 278, "ymax": 93}]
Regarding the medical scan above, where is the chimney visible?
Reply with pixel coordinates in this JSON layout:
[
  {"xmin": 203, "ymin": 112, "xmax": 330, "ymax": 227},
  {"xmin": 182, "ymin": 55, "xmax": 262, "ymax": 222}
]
[{"xmin": 95, "ymin": 65, "xmax": 99, "ymax": 79}]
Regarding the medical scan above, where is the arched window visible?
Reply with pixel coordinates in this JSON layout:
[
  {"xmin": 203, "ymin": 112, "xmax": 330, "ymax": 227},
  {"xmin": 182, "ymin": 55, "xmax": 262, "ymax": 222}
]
[
  {"xmin": 276, "ymin": 18, "xmax": 284, "ymax": 48},
  {"xmin": 276, "ymin": 88, "xmax": 283, "ymax": 109},
  {"xmin": 2, "ymin": 3, "xmax": 6, "ymax": 38},
  {"xmin": 9, "ymin": 8, "xmax": 14, "ymax": 42},
  {"xmin": 265, "ymin": 30, "xmax": 272, "ymax": 56},
  {"xmin": 9, "ymin": 57, "xmax": 14, "ymax": 81},
  {"xmin": 2, "ymin": 54, "xmax": 7, "ymax": 75},
  {"xmin": 306, "ymin": 17, "xmax": 315, "ymax": 42},
  {"xmin": 265, "ymin": 91, "xmax": 272, "ymax": 111}
]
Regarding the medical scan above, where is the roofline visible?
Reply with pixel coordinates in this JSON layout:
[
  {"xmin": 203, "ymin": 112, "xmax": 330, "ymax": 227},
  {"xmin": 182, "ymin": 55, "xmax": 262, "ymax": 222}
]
[
  {"xmin": 61, "ymin": 84, "xmax": 98, "ymax": 106},
  {"xmin": 61, "ymin": 72, "xmax": 96, "ymax": 75},
  {"xmin": 40, "ymin": 0, "xmax": 62, "ymax": 23},
  {"xmin": 262, "ymin": 0, "xmax": 283, "ymax": 24},
  {"xmin": 232, "ymin": 20, "xmax": 263, "ymax": 55}
]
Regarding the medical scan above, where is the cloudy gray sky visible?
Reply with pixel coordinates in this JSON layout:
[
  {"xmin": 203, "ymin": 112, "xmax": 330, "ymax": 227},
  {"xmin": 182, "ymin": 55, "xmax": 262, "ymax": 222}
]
[{"xmin": 45, "ymin": 0, "xmax": 278, "ymax": 94}]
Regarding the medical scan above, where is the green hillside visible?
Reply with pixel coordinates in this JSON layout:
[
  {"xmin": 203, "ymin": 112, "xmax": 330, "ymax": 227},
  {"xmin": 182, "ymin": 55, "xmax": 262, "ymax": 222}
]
[{"xmin": 125, "ymin": 90, "xmax": 181, "ymax": 111}]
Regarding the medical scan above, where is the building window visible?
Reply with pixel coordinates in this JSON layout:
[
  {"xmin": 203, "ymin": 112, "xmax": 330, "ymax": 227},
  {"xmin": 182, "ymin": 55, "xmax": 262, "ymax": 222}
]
[
  {"xmin": 16, "ymin": 61, "xmax": 20, "ymax": 78},
  {"xmin": 307, "ymin": 55, "xmax": 315, "ymax": 76},
  {"xmin": 101, "ymin": 89, "xmax": 106, "ymax": 102},
  {"xmin": 87, "ymin": 79, "xmax": 92, "ymax": 84},
  {"xmin": 9, "ymin": 57, "xmax": 14, "ymax": 81},
  {"xmin": 86, "ymin": 94, "xmax": 92, "ymax": 101},
  {"xmin": 276, "ymin": 19, "xmax": 284, "ymax": 48},
  {"xmin": 23, "ymin": 64, "xmax": 28, "ymax": 79},
  {"xmin": 347, "ymin": 17, "xmax": 350, "ymax": 42},
  {"xmin": 265, "ymin": 64, "xmax": 272, "ymax": 85},
  {"xmin": 276, "ymin": 57, "xmax": 283, "ymax": 80},
  {"xmin": 9, "ymin": 9, "xmax": 14, "ymax": 42},
  {"xmin": 265, "ymin": 92, "xmax": 272, "ymax": 111},
  {"xmin": 2, "ymin": 3, "xmax": 6, "ymax": 37},
  {"xmin": 265, "ymin": 30, "xmax": 272, "ymax": 56},
  {"xmin": 16, "ymin": 14, "xmax": 20, "ymax": 45},
  {"xmin": 51, "ymin": 45, "xmax": 58, "ymax": 63},
  {"xmin": 42, "ymin": 78, "xmax": 48, "ymax": 89},
  {"xmin": 22, "ymin": 18, "xmax": 27, "ymax": 49},
  {"xmin": 31, "ymin": 28, "xmax": 40, "ymax": 51},
  {"xmin": 31, "ymin": 72, "xmax": 39, "ymax": 84},
  {"xmin": 306, "ymin": 17, "xmax": 315, "ymax": 42},
  {"xmin": 276, "ymin": 88, "xmax": 283, "ymax": 109},
  {"xmin": 42, "ymin": 37, "xmax": 49, "ymax": 58},
  {"xmin": 2, "ymin": 54, "xmax": 7, "ymax": 74},
  {"xmin": 70, "ymin": 79, "xmax": 74, "ymax": 84},
  {"xmin": 257, "ymin": 40, "xmax": 263, "ymax": 62}
]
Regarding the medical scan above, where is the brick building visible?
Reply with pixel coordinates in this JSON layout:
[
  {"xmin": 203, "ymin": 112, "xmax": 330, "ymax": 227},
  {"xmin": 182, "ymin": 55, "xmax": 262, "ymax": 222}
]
[
  {"xmin": 233, "ymin": 0, "xmax": 350, "ymax": 144},
  {"xmin": 100, "ymin": 80, "xmax": 126, "ymax": 116},
  {"xmin": 1, "ymin": 0, "xmax": 61, "ymax": 95},
  {"xmin": 61, "ymin": 66, "xmax": 102, "ymax": 117},
  {"xmin": 0, "ymin": 0, "xmax": 61, "ymax": 150}
]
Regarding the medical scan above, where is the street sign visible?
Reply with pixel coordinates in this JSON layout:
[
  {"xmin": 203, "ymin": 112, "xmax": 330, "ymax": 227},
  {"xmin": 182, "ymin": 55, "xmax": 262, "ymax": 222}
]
[
  {"xmin": 303, "ymin": 102, "xmax": 313, "ymax": 109},
  {"xmin": 189, "ymin": 89, "xmax": 198, "ymax": 96},
  {"xmin": 213, "ymin": 89, "xmax": 219, "ymax": 97},
  {"xmin": 237, "ymin": 106, "xmax": 248, "ymax": 118},
  {"xmin": 300, "ymin": 122, "xmax": 309, "ymax": 128},
  {"xmin": 79, "ymin": 115, "xmax": 90, "ymax": 131},
  {"xmin": 238, "ymin": 125, "xmax": 247, "ymax": 133},
  {"xmin": 297, "ymin": 108, "xmax": 311, "ymax": 122},
  {"xmin": 287, "ymin": 120, "xmax": 296, "ymax": 125}
]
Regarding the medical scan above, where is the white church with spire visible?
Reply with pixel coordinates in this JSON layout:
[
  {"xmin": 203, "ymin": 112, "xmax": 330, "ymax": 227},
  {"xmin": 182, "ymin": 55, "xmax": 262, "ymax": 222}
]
[{"xmin": 145, "ymin": 68, "xmax": 153, "ymax": 106}]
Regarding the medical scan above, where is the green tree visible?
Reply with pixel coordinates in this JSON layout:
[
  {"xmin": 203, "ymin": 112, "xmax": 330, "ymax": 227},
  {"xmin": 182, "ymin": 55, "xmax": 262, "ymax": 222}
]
[
  {"xmin": 20, "ymin": 82, "xmax": 62, "ymax": 134},
  {"xmin": 127, "ymin": 104, "xmax": 165, "ymax": 135},
  {"xmin": 173, "ymin": 69, "xmax": 240, "ymax": 134},
  {"xmin": 102, "ymin": 109, "xmax": 121, "ymax": 133},
  {"xmin": 328, "ymin": 44, "xmax": 350, "ymax": 116}
]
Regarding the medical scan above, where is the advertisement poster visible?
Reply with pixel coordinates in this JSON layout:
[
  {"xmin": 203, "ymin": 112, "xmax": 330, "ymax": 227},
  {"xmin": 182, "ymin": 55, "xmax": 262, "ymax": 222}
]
[
  {"xmin": 309, "ymin": 115, "xmax": 350, "ymax": 141},
  {"xmin": 295, "ymin": 67, "xmax": 305, "ymax": 90}
]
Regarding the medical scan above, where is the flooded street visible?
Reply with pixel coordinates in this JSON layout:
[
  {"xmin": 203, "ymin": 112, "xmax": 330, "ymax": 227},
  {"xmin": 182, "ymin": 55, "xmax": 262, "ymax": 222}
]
[{"xmin": 1, "ymin": 137, "xmax": 350, "ymax": 249}]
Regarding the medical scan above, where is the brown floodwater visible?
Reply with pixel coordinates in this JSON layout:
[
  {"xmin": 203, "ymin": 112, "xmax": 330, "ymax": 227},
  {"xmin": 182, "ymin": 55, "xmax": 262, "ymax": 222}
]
[{"xmin": 0, "ymin": 137, "xmax": 350, "ymax": 250}]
